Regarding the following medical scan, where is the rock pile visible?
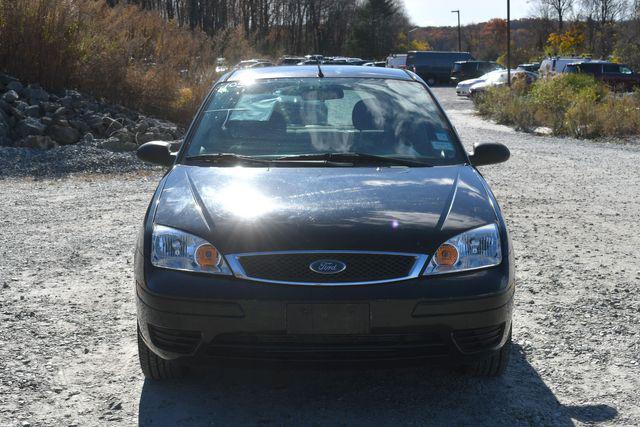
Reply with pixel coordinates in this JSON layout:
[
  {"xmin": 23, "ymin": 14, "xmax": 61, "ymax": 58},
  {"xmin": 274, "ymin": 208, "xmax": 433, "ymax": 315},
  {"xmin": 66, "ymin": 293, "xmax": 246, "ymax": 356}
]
[{"xmin": 0, "ymin": 73, "xmax": 183, "ymax": 151}]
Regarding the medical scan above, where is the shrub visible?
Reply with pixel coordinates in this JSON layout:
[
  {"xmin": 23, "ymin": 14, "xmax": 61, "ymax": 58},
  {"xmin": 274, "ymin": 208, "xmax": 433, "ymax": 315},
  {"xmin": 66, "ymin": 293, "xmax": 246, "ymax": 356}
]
[
  {"xmin": 564, "ymin": 94, "xmax": 601, "ymax": 138},
  {"xmin": 474, "ymin": 87, "xmax": 536, "ymax": 132},
  {"xmin": 505, "ymin": 94, "xmax": 537, "ymax": 132},
  {"xmin": 0, "ymin": 0, "xmax": 222, "ymax": 124},
  {"xmin": 530, "ymin": 73, "xmax": 607, "ymax": 134},
  {"xmin": 473, "ymin": 73, "xmax": 640, "ymax": 139},
  {"xmin": 596, "ymin": 96, "xmax": 640, "ymax": 137}
]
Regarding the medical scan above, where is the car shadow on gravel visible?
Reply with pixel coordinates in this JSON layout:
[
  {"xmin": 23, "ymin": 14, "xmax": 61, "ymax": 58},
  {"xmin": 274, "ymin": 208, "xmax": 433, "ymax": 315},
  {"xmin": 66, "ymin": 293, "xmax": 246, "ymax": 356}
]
[{"xmin": 138, "ymin": 344, "xmax": 617, "ymax": 426}]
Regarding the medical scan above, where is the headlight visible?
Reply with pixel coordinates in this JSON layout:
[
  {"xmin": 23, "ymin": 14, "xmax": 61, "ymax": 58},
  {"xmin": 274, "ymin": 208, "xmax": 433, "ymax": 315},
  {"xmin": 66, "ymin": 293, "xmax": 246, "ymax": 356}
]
[
  {"xmin": 424, "ymin": 224, "xmax": 502, "ymax": 275},
  {"xmin": 151, "ymin": 225, "xmax": 231, "ymax": 275}
]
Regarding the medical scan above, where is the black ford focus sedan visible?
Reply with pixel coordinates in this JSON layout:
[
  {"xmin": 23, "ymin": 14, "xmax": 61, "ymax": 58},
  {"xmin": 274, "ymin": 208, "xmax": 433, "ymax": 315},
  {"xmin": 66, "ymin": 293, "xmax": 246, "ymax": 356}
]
[{"xmin": 134, "ymin": 66, "xmax": 514, "ymax": 380}]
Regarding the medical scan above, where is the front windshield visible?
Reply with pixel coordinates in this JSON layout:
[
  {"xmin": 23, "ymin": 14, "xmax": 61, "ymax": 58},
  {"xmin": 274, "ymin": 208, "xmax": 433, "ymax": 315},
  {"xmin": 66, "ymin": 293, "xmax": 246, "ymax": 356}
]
[{"xmin": 185, "ymin": 77, "xmax": 465, "ymax": 165}]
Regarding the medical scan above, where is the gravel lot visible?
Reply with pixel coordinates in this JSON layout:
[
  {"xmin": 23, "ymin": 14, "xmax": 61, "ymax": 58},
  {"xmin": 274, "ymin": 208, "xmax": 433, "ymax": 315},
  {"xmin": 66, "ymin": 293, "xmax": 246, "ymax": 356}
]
[{"xmin": 1, "ymin": 87, "xmax": 639, "ymax": 426}]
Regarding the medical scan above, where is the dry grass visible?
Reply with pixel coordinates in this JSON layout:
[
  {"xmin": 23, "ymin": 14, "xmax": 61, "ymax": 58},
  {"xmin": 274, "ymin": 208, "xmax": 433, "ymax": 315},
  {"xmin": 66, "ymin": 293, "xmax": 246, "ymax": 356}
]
[{"xmin": 0, "ymin": 0, "xmax": 228, "ymax": 124}]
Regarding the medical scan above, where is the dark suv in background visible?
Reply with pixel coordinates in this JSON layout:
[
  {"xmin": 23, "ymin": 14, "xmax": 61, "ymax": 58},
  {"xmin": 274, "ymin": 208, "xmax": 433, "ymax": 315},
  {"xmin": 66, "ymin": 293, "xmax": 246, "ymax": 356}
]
[
  {"xmin": 566, "ymin": 61, "xmax": 640, "ymax": 91},
  {"xmin": 406, "ymin": 51, "xmax": 474, "ymax": 85},
  {"xmin": 450, "ymin": 61, "xmax": 504, "ymax": 83}
]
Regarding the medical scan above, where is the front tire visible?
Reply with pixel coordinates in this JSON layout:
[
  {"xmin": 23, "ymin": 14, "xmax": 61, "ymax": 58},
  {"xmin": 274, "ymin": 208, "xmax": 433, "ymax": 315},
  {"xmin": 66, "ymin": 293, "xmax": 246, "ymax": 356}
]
[
  {"xmin": 464, "ymin": 328, "xmax": 512, "ymax": 377},
  {"xmin": 137, "ymin": 325, "xmax": 184, "ymax": 380}
]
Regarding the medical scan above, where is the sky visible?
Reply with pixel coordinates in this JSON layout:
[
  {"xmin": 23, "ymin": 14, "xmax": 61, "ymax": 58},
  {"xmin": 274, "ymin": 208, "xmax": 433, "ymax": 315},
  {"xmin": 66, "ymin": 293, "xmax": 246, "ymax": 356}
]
[{"xmin": 402, "ymin": 0, "xmax": 531, "ymax": 27}]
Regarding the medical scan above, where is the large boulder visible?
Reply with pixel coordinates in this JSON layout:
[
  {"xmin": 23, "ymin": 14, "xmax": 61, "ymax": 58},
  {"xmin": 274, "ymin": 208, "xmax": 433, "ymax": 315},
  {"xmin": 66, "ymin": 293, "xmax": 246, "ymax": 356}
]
[
  {"xmin": 14, "ymin": 100, "xmax": 29, "ymax": 112},
  {"xmin": 111, "ymin": 128, "xmax": 134, "ymax": 144},
  {"xmin": 60, "ymin": 90, "xmax": 82, "ymax": 109},
  {"xmin": 69, "ymin": 119, "xmax": 90, "ymax": 134},
  {"xmin": 7, "ymin": 105, "xmax": 24, "ymax": 121},
  {"xmin": 86, "ymin": 114, "xmax": 106, "ymax": 135},
  {"xmin": 2, "ymin": 90, "xmax": 19, "ymax": 103},
  {"xmin": 23, "ymin": 84, "xmax": 49, "ymax": 104},
  {"xmin": 0, "ymin": 116, "xmax": 9, "ymax": 140},
  {"xmin": 97, "ymin": 136, "xmax": 137, "ymax": 152},
  {"xmin": 20, "ymin": 135, "xmax": 58, "ymax": 150},
  {"xmin": 15, "ymin": 117, "xmax": 46, "ymax": 138},
  {"xmin": 6, "ymin": 81, "xmax": 23, "ymax": 93},
  {"xmin": 53, "ymin": 106, "xmax": 71, "ymax": 118},
  {"xmin": 104, "ymin": 118, "xmax": 124, "ymax": 133},
  {"xmin": 41, "ymin": 102, "xmax": 60, "ymax": 115},
  {"xmin": 24, "ymin": 105, "xmax": 41, "ymax": 118},
  {"xmin": 0, "ymin": 100, "xmax": 11, "ymax": 113},
  {"xmin": 0, "ymin": 73, "xmax": 20, "ymax": 86},
  {"xmin": 137, "ymin": 129, "xmax": 175, "ymax": 144},
  {"xmin": 59, "ymin": 96, "xmax": 73, "ymax": 108},
  {"xmin": 0, "ymin": 109, "xmax": 8, "ymax": 127},
  {"xmin": 47, "ymin": 124, "xmax": 80, "ymax": 145}
]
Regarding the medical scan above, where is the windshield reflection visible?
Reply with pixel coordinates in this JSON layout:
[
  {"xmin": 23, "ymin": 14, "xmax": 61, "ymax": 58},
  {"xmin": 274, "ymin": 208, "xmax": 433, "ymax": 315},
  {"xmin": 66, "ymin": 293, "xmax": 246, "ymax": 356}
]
[{"xmin": 186, "ymin": 78, "xmax": 464, "ymax": 166}]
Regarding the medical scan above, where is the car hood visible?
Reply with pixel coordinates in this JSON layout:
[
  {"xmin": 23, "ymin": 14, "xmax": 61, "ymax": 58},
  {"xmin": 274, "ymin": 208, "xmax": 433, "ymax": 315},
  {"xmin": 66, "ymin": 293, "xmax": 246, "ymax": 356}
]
[
  {"xmin": 153, "ymin": 165, "xmax": 498, "ymax": 254},
  {"xmin": 470, "ymin": 80, "xmax": 493, "ymax": 89},
  {"xmin": 458, "ymin": 77, "xmax": 485, "ymax": 87}
]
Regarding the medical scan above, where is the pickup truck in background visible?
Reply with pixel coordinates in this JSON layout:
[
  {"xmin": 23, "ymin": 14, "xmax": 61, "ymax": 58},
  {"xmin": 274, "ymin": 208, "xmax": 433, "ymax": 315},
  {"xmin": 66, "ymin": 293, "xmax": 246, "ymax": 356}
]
[{"xmin": 565, "ymin": 61, "xmax": 640, "ymax": 92}]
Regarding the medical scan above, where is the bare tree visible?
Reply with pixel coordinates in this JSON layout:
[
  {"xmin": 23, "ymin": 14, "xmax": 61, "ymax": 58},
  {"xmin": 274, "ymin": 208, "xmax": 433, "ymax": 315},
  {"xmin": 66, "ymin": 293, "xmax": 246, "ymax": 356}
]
[
  {"xmin": 536, "ymin": 0, "xmax": 574, "ymax": 31},
  {"xmin": 579, "ymin": 0, "xmax": 630, "ymax": 56},
  {"xmin": 529, "ymin": 0, "xmax": 555, "ymax": 49}
]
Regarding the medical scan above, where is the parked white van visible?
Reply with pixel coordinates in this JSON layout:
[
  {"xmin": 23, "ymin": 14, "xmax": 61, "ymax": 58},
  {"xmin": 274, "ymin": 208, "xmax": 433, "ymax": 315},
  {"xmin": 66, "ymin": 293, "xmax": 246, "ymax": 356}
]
[
  {"xmin": 539, "ymin": 57, "xmax": 586, "ymax": 78},
  {"xmin": 386, "ymin": 54, "xmax": 407, "ymax": 69}
]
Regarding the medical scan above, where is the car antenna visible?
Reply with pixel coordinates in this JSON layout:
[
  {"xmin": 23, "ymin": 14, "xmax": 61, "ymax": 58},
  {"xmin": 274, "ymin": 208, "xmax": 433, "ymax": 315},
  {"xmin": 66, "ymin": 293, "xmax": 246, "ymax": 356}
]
[{"xmin": 317, "ymin": 61, "xmax": 324, "ymax": 78}]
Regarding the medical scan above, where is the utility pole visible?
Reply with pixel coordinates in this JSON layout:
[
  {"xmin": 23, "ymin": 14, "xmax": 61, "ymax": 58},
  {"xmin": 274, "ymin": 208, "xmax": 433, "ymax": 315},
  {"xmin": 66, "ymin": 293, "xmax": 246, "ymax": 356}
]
[
  {"xmin": 507, "ymin": 0, "xmax": 511, "ymax": 87},
  {"xmin": 451, "ymin": 10, "xmax": 462, "ymax": 52}
]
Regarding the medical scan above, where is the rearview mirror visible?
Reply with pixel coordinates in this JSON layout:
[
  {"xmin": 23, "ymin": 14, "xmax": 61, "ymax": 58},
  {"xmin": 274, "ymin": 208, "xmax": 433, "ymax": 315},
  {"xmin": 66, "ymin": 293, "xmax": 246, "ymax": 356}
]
[
  {"xmin": 136, "ymin": 141, "xmax": 176, "ymax": 167},
  {"xmin": 301, "ymin": 86, "xmax": 344, "ymax": 101},
  {"xmin": 468, "ymin": 142, "xmax": 510, "ymax": 167}
]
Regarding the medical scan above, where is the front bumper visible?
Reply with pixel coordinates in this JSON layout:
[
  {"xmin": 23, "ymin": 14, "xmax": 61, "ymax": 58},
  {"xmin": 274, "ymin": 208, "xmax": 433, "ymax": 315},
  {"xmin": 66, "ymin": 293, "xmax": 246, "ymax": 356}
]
[{"xmin": 136, "ymin": 279, "xmax": 514, "ymax": 364}]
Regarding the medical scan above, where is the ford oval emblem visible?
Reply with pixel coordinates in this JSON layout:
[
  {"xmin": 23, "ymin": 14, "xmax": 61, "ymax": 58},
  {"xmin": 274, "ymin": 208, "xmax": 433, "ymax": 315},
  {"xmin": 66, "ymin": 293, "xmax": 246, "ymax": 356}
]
[{"xmin": 309, "ymin": 259, "xmax": 347, "ymax": 275}]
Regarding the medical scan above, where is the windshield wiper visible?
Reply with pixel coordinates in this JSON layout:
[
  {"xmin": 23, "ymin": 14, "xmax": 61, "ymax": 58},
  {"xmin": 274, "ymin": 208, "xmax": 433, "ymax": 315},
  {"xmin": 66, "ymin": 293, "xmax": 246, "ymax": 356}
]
[
  {"xmin": 276, "ymin": 152, "xmax": 433, "ymax": 167},
  {"xmin": 184, "ymin": 153, "xmax": 275, "ymax": 164},
  {"xmin": 184, "ymin": 153, "xmax": 352, "ymax": 167}
]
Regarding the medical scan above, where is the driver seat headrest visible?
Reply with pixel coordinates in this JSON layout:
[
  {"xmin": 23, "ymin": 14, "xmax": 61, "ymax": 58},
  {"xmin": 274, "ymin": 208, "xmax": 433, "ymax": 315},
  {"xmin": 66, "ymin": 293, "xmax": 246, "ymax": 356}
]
[{"xmin": 352, "ymin": 99, "xmax": 385, "ymax": 131}]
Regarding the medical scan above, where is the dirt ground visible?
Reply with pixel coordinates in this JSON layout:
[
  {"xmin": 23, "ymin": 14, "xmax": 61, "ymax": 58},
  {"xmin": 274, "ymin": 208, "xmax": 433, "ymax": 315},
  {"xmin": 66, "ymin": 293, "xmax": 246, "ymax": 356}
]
[{"xmin": 1, "ymin": 88, "xmax": 638, "ymax": 426}]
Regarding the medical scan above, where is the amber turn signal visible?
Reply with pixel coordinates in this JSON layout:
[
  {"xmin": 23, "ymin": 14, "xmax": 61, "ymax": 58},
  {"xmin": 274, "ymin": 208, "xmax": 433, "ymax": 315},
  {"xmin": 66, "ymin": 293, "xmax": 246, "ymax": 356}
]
[
  {"xmin": 434, "ymin": 243, "xmax": 458, "ymax": 266},
  {"xmin": 195, "ymin": 244, "xmax": 221, "ymax": 268}
]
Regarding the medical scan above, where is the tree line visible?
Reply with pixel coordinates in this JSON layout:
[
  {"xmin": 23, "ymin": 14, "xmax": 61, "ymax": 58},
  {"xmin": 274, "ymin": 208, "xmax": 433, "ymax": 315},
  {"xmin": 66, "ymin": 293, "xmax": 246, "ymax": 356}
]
[
  {"xmin": 412, "ymin": 0, "xmax": 639, "ymax": 69},
  {"xmin": 108, "ymin": 0, "xmax": 410, "ymax": 59}
]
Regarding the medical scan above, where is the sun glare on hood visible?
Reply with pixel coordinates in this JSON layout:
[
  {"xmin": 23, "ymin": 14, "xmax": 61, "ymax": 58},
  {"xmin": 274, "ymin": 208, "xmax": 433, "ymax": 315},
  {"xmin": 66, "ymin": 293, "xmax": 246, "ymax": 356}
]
[{"xmin": 215, "ymin": 183, "xmax": 278, "ymax": 219}]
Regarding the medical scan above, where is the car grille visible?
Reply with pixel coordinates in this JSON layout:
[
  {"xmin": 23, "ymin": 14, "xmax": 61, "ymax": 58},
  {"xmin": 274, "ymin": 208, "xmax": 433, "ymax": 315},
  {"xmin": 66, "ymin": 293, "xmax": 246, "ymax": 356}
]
[
  {"xmin": 451, "ymin": 324, "xmax": 505, "ymax": 354},
  {"xmin": 229, "ymin": 252, "xmax": 425, "ymax": 284},
  {"xmin": 207, "ymin": 332, "xmax": 448, "ymax": 360},
  {"xmin": 148, "ymin": 324, "xmax": 201, "ymax": 354}
]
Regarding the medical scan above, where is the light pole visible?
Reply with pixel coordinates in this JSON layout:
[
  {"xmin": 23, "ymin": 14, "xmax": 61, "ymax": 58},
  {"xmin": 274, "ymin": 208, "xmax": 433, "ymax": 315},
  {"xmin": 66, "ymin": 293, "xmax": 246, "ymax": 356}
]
[
  {"xmin": 507, "ymin": 0, "xmax": 511, "ymax": 86},
  {"xmin": 451, "ymin": 10, "xmax": 461, "ymax": 52},
  {"xmin": 408, "ymin": 27, "xmax": 421, "ymax": 49}
]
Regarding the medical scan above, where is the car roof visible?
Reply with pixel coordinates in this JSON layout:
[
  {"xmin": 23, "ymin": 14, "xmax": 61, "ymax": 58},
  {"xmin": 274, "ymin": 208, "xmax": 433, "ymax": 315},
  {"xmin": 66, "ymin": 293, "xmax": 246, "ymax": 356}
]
[
  {"xmin": 225, "ymin": 65, "xmax": 414, "ymax": 81},
  {"xmin": 569, "ymin": 60, "xmax": 611, "ymax": 64}
]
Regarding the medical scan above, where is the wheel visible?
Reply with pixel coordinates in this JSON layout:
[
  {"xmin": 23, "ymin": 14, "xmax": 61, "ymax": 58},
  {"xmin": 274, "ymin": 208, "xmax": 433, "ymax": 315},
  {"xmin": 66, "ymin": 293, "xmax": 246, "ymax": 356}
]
[
  {"xmin": 464, "ymin": 327, "xmax": 512, "ymax": 377},
  {"xmin": 137, "ymin": 325, "xmax": 184, "ymax": 380}
]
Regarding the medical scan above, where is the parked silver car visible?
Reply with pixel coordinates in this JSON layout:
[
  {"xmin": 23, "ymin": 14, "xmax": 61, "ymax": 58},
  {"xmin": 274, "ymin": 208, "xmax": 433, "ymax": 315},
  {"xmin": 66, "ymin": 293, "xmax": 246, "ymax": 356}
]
[
  {"xmin": 456, "ymin": 70, "xmax": 505, "ymax": 96},
  {"xmin": 469, "ymin": 70, "xmax": 538, "ymax": 97}
]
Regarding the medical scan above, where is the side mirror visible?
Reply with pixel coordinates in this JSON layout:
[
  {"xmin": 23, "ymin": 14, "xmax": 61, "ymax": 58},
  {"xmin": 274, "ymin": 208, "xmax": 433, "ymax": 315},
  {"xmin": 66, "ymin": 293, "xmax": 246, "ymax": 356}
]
[
  {"xmin": 468, "ymin": 142, "xmax": 510, "ymax": 167},
  {"xmin": 136, "ymin": 141, "xmax": 176, "ymax": 167}
]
